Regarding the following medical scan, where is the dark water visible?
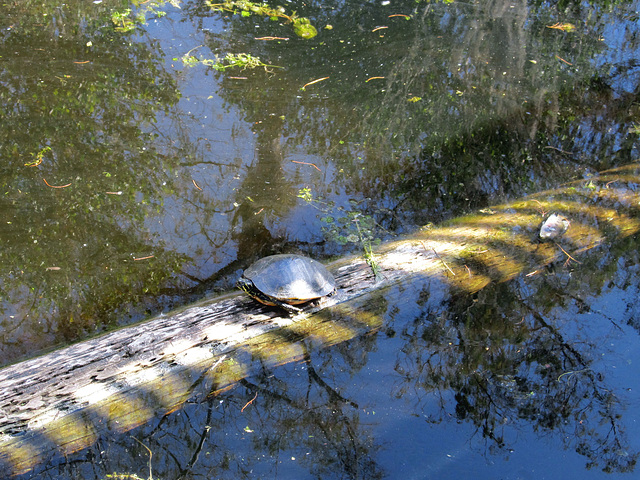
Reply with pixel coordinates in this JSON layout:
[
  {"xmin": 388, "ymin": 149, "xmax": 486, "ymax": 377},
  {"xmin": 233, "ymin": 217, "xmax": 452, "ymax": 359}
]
[{"xmin": 1, "ymin": 0, "xmax": 640, "ymax": 478}]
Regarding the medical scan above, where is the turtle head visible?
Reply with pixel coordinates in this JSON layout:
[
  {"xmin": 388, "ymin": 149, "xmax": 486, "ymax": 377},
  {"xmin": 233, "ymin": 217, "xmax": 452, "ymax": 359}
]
[
  {"xmin": 236, "ymin": 276, "xmax": 271, "ymax": 305},
  {"xmin": 236, "ymin": 277, "xmax": 253, "ymax": 295}
]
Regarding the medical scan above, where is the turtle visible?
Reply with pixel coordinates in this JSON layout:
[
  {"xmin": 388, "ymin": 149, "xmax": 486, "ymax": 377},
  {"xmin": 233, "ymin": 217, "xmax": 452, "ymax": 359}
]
[{"xmin": 237, "ymin": 254, "xmax": 336, "ymax": 313}]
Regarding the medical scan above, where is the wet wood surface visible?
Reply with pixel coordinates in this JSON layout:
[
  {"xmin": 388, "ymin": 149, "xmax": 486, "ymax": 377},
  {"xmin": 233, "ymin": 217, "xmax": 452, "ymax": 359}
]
[{"xmin": 1, "ymin": 163, "xmax": 638, "ymax": 475}]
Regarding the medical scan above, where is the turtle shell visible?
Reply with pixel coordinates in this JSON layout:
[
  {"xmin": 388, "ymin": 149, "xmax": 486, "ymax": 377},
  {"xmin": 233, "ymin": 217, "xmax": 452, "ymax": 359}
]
[{"xmin": 241, "ymin": 254, "xmax": 336, "ymax": 304}]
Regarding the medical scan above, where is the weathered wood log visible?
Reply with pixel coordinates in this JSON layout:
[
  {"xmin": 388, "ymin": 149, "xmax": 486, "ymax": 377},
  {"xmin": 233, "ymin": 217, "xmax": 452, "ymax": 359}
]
[{"xmin": 1, "ymin": 163, "xmax": 639, "ymax": 475}]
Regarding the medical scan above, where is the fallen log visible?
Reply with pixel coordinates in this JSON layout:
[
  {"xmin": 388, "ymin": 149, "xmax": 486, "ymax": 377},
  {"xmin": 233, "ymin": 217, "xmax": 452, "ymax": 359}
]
[{"xmin": 0, "ymin": 162, "xmax": 639, "ymax": 475}]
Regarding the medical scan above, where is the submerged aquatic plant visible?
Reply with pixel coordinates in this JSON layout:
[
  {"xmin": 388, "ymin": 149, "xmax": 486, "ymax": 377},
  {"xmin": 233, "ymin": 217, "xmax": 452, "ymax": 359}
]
[
  {"xmin": 207, "ymin": 0, "xmax": 317, "ymax": 39},
  {"xmin": 298, "ymin": 188, "xmax": 383, "ymax": 276},
  {"xmin": 24, "ymin": 146, "xmax": 52, "ymax": 167},
  {"xmin": 209, "ymin": 53, "xmax": 278, "ymax": 71},
  {"xmin": 292, "ymin": 17, "xmax": 318, "ymax": 39},
  {"xmin": 110, "ymin": 0, "xmax": 178, "ymax": 33},
  {"xmin": 180, "ymin": 49, "xmax": 281, "ymax": 72}
]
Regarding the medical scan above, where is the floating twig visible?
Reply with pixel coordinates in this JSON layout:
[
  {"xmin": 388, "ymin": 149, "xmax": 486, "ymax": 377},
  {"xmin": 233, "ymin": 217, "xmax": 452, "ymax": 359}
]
[
  {"xmin": 365, "ymin": 76, "xmax": 385, "ymax": 83},
  {"xmin": 301, "ymin": 76, "xmax": 329, "ymax": 90},
  {"xmin": 557, "ymin": 243, "xmax": 581, "ymax": 264},
  {"xmin": 532, "ymin": 199, "xmax": 547, "ymax": 215},
  {"xmin": 43, "ymin": 178, "xmax": 72, "ymax": 188},
  {"xmin": 131, "ymin": 437, "xmax": 154, "ymax": 480},
  {"xmin": 105, "ymin": 191, "xmax": 122, "ymax": 195},
  {"xmin": 255, "ymin": 36, "xmax": 289, "ymax": 41},
  {"xmin": 372, "ymin": 26, "xmax": 388, "ymax": 32},
  {"xmin": 292, "ymin": 160, "xmax": 321, "ymax": 172},
  {"xmin": 555, "ymin": 55, "xmax": 573, "ymax": 65},
  {"xmin": 241, "ymin": 392, "xmax": 258, "ymax": 412},
  {"xmin": 557, "ymin": 368, "xmax": 588, "ymax": 382},
  {"xmin": 388, "ymin": 14, "xmax": 411, "ymax": 19},
  {"xmin": 185, "ymin": 45, "xmax": 203, "ymax": 57},
  {"xmin": 133, "ymin": 255, "xmax": 155, "ymax": 261},
  {"xmin": 421, "ymin": 241, "xmax": 455, "ymax": 276},
  {"xmin": 546, "ymin": 22, "xmax": 575, "ymax": 32},
  {"xmin": 557, "ymin": 244, "xmax": 579, "ymax": 262},
  {"xmin": 73, "ymin": 60, "xmax": 91, "ymax": 64},
  {"xmin": 544, "ymin": 145, "xmax": 573, "ymax": 155},
  {"xmin": 192, "ymin": 179, "xmax": 203, "ymax": 190}
]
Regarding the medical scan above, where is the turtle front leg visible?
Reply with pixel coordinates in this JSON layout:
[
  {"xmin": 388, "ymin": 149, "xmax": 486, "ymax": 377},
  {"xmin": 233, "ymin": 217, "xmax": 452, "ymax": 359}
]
[{"xmin": 273, "ymin": 299, "xmax": 303, "ymax": 314}]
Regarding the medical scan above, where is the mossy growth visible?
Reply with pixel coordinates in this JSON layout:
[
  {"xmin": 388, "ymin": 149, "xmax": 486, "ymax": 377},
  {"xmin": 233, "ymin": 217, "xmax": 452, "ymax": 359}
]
[{"xmin": 207, "ymin": 0, "xmax": 318, "ymax": 39}]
